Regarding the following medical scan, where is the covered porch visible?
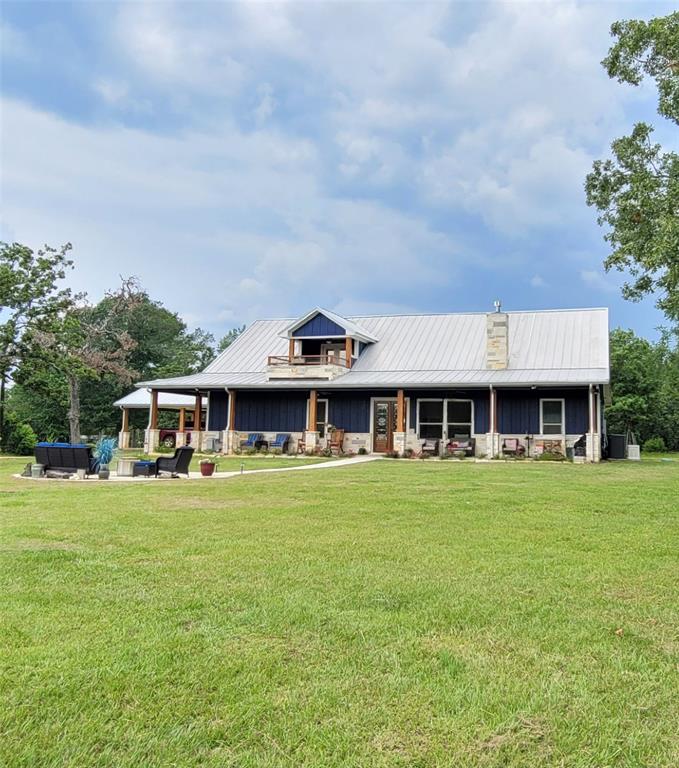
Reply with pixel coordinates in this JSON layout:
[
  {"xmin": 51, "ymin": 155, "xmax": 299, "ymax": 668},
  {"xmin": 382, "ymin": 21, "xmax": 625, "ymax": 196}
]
[{"xmin": 114, "ymin": 390, "xmax": 206, "ymax": 452}]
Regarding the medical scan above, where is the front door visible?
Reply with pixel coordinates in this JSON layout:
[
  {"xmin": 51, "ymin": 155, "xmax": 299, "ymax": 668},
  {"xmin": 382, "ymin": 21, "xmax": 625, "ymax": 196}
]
[{"xmin": 373, "ymin": 401, "xmax": 398, "ymax": 453}]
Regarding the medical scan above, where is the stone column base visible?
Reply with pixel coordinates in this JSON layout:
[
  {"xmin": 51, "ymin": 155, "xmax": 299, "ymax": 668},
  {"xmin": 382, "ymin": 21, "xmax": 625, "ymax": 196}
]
[
  {"xmin": 486, "ymin": 432, "xmax": 500, "ymax": 458},
  {"xmin": 175, "ymin": 431, "xmax": 186, "ymax": 447},
  {"xmin": 118, "ymin": 430, "xmax": 131, "ymax": 449},
  {"xmin": 392, "ymin": 431, "xmax": 407, "ymax": 456},
  {"xmin": 223, "ymin": 430, "xmax": 238, "ymax": 454},
  {"xmin": 586, "ymin": 433, "xmax": 601, "ymax": 463},
  {"xmin": 144, "ymin": 429, "xmax": 160, "ymax": 454},
  {"xmin": 304, "ymin": 431, "xmax": 320, "ymax": 454},
  {"xmin": 191, "ymin": 432, "xmax": 203, "ymax": 452}
]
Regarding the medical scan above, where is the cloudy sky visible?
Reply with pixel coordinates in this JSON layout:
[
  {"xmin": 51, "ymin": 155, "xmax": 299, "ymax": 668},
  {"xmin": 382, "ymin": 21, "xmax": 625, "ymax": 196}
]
[{"xmin": 1, "ymin": 1, "xmax": 675, "ymax": 338}]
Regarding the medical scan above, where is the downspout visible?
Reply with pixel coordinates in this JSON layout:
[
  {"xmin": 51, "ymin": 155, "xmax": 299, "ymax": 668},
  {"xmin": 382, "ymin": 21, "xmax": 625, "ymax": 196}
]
[
  {"xmin": 145, "ymin": 388, "xmax": 152, "ymax": 430},
  {"xmin": 489, "ymin": 384, "xmax": 495, "ymax": 457},
  {"xmin": 225, "ymin": 387, "xmax": 231, "ymax": 431}
]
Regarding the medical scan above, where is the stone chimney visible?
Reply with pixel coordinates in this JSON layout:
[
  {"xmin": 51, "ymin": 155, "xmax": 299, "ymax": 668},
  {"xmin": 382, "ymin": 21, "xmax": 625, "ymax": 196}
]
[{"xmin": 486, "ymin": 300, "xmax": 508, "ymax": 370}]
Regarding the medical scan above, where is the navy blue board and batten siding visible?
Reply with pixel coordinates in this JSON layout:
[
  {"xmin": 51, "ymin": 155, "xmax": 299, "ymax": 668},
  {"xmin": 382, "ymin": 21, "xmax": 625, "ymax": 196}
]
[
  {"xmin": 208, "ymin": 387, "xmax": 590, "ymax": 435},
  {"xmin": 328, "ymin": 393, "xmax": 371, "ymax": 433},
  {"xmin": 497, "ymin": 389, "xmax": 589, "ymax": 434},
  {"xmin": 292, "ymin": 314, "xmax": 346, "ymax": 338},
  {"xmin": 207, "ymin": 391, "xmax": 229, "ymax": 431},
  {"xmin": 235, "ymin": 391, "xmax": 307, "ymax": 432}
]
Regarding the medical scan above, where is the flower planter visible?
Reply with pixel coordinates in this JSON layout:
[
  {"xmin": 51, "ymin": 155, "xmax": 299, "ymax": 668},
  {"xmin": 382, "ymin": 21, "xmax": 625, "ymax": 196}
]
[{"xmin": 200, "ymin": 463, "xmax": 216, "ymax": 477}]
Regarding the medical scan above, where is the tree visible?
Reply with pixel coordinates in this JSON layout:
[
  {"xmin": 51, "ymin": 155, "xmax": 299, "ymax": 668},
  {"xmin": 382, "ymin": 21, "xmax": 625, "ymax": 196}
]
[
  {"xmin": 606, "ymin": 326, "xmax": 679, "ymax": 449},
  {"xmin": 8, "ymin": 286, "xmax": 219, "ymax": 440},
  {"xmin": 0, "ymin": 242, "xmax": 73, "ymax": 445},
  {"xmin": 585, "ymin": 12, "xmax": 679, "ymax": 321},
  {"xmin": 22, "ymin": 280, "xmax": 143, "ymax": 443},
  {"xmin": 218, "ymin": 325, "xmax": 245, "ymax": 353}
]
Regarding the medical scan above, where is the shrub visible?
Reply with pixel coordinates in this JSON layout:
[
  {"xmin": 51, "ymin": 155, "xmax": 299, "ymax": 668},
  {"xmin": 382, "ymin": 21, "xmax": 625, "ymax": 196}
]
[
  {"xmin": 1, "ymin": 415, "xmax": 37, "ymax": 455},
  {"xmin": 321, "ymin": 447, "xmax": 333, "ymax": 458},
  {"xmin": 270, "ymin": 448, "xmax": 282, "ymax": 456},
  {"xmin": 358, "ymin": 447, "xmax": 368, "ymax": 455},
  {"xmin": 403, "ymin": 448, "xmax": 414, "ymax": 459},
  {"xmin": 245, "ymin": 447, "xmax": 258, "ymax": 455},
  {"xmin": 385, "ymin": 450, "xmax": 400, "ymax": 459},
  {"xmin": 643, "ymin": 436, "xmax": 666, "ymax": 453},
  {"xmin": 536, "ymin": 452, "xmax": 566, "ymax": 462}
]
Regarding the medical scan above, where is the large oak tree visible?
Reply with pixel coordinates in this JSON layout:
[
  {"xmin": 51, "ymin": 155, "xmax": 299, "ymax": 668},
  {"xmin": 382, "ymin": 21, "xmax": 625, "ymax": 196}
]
[{"xmin": 586, "ymin": 11, "xmax": 679, "ymax": 321}]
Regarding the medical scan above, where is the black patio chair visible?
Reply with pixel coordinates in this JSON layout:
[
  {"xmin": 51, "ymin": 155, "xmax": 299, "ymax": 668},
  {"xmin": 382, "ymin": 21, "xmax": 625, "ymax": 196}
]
[{"xmin": 155, "ymin": 446, "xmax": 194, "ymax": 478}]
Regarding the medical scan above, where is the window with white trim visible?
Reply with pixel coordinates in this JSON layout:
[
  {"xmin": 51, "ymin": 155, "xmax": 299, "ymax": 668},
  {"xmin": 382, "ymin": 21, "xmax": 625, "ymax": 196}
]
[
  {"xmin": 418, "ymin": 400, "xmax": 444, "ymax": 439},
  {"xmin": 447, "ymin": 400, "xmax": 473, "ymax": 438},
  {"xmin": 417, "ymin": 399, "xmax": 474, "ymax": 439},
  {"xmin": 540, "ymin": 399, "xmax": 565, "ymax": 435}
]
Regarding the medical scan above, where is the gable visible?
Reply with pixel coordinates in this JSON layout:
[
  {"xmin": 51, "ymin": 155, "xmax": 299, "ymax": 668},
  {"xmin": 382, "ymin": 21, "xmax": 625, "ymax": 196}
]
[{"xmin": 292, "ymin": 312, "xmax": 346, "ymax": 338}]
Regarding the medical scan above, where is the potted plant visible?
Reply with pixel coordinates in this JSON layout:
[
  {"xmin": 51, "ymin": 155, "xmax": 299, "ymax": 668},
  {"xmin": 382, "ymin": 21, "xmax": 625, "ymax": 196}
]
[
  {"xmin": 199, "ymin": 458, "xmax": 216, "ymax": 477},
  {"xmin": 95, "ymin": 437, "xmax": 117, "ymax": 480}
]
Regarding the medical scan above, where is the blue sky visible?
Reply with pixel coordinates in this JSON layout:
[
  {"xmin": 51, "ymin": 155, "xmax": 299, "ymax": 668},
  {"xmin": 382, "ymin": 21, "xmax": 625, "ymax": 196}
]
[{"xmin": 1, "ymin": 1, "xmax": 676, "ymax": 339}]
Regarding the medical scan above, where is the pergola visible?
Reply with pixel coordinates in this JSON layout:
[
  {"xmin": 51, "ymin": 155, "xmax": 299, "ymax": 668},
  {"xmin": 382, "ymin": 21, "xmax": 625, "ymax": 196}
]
[{"xmin": 114, "ymin": 389, "xmax": 207, "ymax": 449}]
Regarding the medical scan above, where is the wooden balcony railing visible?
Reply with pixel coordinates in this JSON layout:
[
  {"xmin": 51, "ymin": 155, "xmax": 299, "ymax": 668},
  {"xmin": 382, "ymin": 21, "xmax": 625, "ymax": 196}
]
[{"xmin": 267, "ymin": 354, "xmax": 350, "ymax": 368}]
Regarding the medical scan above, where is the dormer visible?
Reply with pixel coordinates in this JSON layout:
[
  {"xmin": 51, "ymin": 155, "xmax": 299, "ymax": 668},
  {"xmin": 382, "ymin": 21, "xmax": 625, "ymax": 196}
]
[{"xmin": 267, "ymin": 308, "xmax": 377, "ymax": 380}]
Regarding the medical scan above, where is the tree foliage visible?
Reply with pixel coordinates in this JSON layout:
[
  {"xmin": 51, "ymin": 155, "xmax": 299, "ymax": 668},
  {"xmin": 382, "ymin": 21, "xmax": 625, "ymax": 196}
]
[
  {"xmin": 21, "ymin": 279, "xmax": 143, "ymax": 443},
  {"xmin": 0, "ymin": 242, "xmax": 74, "ymax": 445},
  {"xmin": 218, "ymin": 325, "xmax": 246, "ymax": 353},
  {"xmin": 606, "ymin": 327, "xmax": 679, "ymax": 448},
  {"xmin": 586, "ymin": 11, "xmax": 679, "ymax": 321},
  {"xmin": 7, "ymin": 270, "xmax": 220, "ymax": 441}
]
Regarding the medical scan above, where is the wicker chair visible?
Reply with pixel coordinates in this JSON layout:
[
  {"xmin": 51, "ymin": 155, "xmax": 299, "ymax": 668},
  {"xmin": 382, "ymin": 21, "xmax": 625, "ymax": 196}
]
[{"xmin": 155, "ymin": 447, "xmax": 194, "ymax": 477}]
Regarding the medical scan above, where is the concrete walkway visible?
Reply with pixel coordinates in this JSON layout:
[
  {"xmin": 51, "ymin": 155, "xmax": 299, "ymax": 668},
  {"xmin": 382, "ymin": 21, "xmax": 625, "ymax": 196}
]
[{"xmin": 15, "ymin": 455, "xmax": 383, "ymax": 484}]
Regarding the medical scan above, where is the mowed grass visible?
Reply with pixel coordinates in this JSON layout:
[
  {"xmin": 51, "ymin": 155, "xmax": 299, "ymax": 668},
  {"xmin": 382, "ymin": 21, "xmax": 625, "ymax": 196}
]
[
  {"xmin": 1, "ymin": 456, "xmax": 678, "ymax": 767},
  {"xmin": 117, "ymin": 451, "xmax": 332, "ymax": 473}
]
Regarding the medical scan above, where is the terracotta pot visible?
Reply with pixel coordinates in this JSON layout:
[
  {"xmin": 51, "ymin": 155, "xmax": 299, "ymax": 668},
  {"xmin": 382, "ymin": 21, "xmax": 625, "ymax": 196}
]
[{"xmin": 200, "ymin": 463, "xmax": 215, "ymax": 477}]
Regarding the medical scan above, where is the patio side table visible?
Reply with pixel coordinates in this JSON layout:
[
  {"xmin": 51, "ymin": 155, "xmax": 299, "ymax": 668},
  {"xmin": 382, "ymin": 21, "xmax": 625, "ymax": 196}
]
[{"xmin": 116, "ymin": 458, "xmax": 136, "ymax": 477}]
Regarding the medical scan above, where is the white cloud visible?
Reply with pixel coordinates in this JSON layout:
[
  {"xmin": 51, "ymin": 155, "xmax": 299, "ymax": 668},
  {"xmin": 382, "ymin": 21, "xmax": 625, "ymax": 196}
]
[
  {"xmin": 0, "ymin": 97, "xmax": 460, "ymax": 330},
  {"xmin": 254, "ymin": 83, "xmax": 277, "ymax": 125},
  {"xmin": 1, "ymin": 0, "xmax": 667, "ymax": 337}
]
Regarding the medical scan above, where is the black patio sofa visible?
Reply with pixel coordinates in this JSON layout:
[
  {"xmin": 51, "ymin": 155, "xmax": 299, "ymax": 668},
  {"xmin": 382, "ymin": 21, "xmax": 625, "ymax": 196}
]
[{"xmin": 34, "ymin": 442, "xmax": 99, "ymax": 474}]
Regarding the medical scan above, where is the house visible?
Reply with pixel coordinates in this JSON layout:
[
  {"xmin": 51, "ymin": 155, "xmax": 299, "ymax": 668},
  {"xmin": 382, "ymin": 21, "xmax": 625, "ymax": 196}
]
[{"xmin": 130, "ymin": 304, "xmax": 609, "ymax": 461}]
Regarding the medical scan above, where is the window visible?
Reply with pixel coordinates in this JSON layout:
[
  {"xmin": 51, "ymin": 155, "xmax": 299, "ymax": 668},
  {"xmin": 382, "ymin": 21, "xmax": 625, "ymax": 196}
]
[
  {"xmin": 447, "ymin": 400, "xmax": 473, "ymax": 438},
  {"xmin": 316, "ymin": 398, "xmax": 329, "ymax": 437},
  {"xmin": 417, "ymin": 399, "xmax": 474, "ymax": 439},
  {"xmin": 418, "ymin": 400, "xmax": 443, "ymax": 439},
  {"xmin": 540, "ymin": 399, "xmax": 564, "ymax": 435}
]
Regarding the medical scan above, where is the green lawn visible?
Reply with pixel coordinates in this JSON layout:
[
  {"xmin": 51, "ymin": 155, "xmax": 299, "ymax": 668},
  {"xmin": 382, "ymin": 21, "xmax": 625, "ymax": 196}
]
[
  {"xmin": 117, "ymin": 450, "xmax": 333, "ymax": 473},
  {"xmin": 1, "ymin": 456, "xmax": 678, "ymax": 767}
]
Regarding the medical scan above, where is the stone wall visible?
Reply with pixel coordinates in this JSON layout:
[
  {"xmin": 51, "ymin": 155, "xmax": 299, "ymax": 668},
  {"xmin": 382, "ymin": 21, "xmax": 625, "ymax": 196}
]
[{"xmin": 486, "ymin": 312, "xmax": 509, "ymax": 370}]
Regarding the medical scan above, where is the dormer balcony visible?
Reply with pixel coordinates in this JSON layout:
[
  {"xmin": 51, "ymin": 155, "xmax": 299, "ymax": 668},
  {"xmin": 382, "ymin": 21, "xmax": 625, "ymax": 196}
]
[{"xmin": 266, "ymin": 354, "xmax": 350, "ymax": 380}]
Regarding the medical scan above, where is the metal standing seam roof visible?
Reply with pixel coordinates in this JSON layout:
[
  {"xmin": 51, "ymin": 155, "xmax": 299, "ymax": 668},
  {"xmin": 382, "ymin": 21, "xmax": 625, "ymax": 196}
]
[
  {"xmin": 113, "ymin": 390, "xmax": 207, "ymax": 409},
  {"xmin": 137, "ymin": 308, "xmax": 610, "ymax": 391}
]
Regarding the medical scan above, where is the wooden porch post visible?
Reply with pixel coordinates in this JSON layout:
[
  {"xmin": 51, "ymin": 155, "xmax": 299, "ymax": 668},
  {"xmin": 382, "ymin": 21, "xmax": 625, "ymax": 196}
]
[
  {"xmin": 121, "ymin": 407, "xmax": 129, "ymax": 433},
  {"xmin": 178, "ymin": 407, "xmax": 185, "ymax": 432},
  {"xmin": 288, "ymin": 338, "xmax": 295, "ymax": 362},
  {"xmin": 345, "ymin": 337, "xmax": 353, "ymax": 368},
  {"xmin": 194, "ymin": 394, "xmax": 202, "ymax": 431},
  {"xmin": 308, "ymin": 389, "xmax": 317, "ymax": 431},
  {"xmin": 228, "ymin": 390, "xmax": 237, "ymax": 431},
  {"xmin": 150, "ymin": 390, "xmax": 158, "ymax": 430},
  {"xmin": 397, "ymin": 389, "xmax": 405, "ymax": 432}
]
